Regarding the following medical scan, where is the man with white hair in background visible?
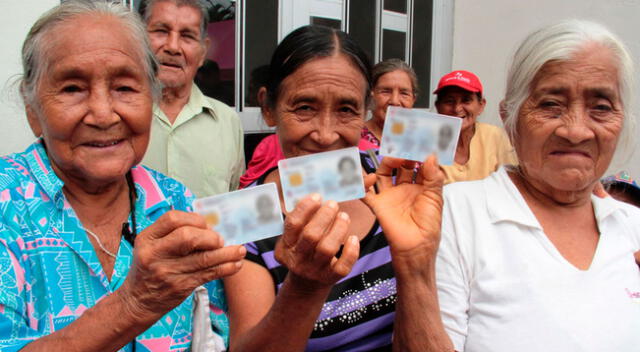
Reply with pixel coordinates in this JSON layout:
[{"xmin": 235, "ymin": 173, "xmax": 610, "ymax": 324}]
[{"xmin": 140, "ymin": 0, "xmax": 245, "ymax": 198}]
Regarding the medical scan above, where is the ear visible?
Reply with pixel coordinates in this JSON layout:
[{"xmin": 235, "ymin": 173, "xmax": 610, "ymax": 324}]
[
  {"xmin": 478, "ymin": 97, "xmax": 486, "ymax": 114},
  {"xmin": 25, "ymin": 104, "xmax": 43, "ymax": 137},
  {"xmin": 258, "ymin": 87, "xmax": 277, "ymax": 127},
  {"xmin": 199, "ymin": 37, "xmax": 211, "ymax": 68},
  {"xmin": 498, "ymin": 100, "xmax": 508, "ymax": 123}
]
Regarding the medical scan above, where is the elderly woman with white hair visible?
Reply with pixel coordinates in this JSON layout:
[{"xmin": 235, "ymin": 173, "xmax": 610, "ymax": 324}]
[
  {"xmin": 435, "ymin": 20, "xmax": 640, "ymax": 351},
  {"xmin": 0, "ymin": 1, "xmax": 245, "ymax": 351}
]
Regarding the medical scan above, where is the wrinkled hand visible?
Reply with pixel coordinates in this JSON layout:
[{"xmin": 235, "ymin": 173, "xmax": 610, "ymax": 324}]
[
  {"xmin": 118, "ymin": 210, "xmax": 246, "ymax": 320},
  {"xmin": 274, "ymin": 194, "xmax": 359, "ymax": 290},
  {"xmin": 363, "ymin": 155, "xmax": 444, "ymax": 258}
]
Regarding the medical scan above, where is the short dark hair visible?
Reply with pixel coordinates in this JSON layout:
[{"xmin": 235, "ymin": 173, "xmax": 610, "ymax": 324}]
[
  {"xmin": 264, "ymin": 25, "xmax": 372, "ymax": 108},
  {"xmin": 435, "ymin": 86, "xmax": 483, "ymax": 103}
]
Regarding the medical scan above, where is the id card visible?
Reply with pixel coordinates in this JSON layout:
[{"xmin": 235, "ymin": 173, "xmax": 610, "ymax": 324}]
[
  {"xmin": 379, "ymin": 106, "xmax": 462, "ymax": 165},
  {"xmin": 278, "ymin": 147, "xmax": 365, "ymax": 212},
  {"xmin": 193, "ymin": 183, "xmax": 284, "ymax": 245}
]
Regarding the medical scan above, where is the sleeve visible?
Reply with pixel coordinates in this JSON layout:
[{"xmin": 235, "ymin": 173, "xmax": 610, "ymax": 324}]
[
  {"xmin": 0, "ymin": 226, "xmax": 42, "ymax": 352},
  {"xmin": 229, "ymin": 113, "xmax": 246, "ymax": 192},
  {"xmin": 435, "ymin": 195, "xmax": 471, "ymax": 351}
]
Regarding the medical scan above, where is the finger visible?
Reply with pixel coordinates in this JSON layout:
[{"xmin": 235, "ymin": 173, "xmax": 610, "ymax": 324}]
[
  {"xmin": 281, "ymin": 194, "xmax": 323, "ymax": 248},
  {"xmin": 396, "ymin": 160, "xmax": 418, "ymax": 185},
  {"xmin": 297, "ymin": 201, "xmax": 340, "ymax": 254},
  {"xmin": 178, "ymin": 245, "xmax": 247, "ymax": 273},
  {"xmin": 634, "ymin": 250, "xmax": 640, "ymax": 268},
  {"xmin": 143, "ymin": 211, "xmax": 208, "ymax": 240},
  {"xmin": 187, "ymin": 260, "xmax": 245, "ymax": 289},
  {"xmin": 313, "ymin": 211, "xmax": 350, "ymax": 263},
  {"xmin": 330, "ymin": 235, "xmax": 359, "ymax": 279},
  {"xmin": 419, "ymin": 154, "xmax": 445, "ymax": 189},
  {"xmin": 376, "ymin": 157, "xmax": 405, "ymax": 189},
  {"xmin": 157, "ymin": 227, "xmax": 224, "ymax": 257},
  {"xmin": 363, "ymin": 173, "xmax": 377, "ymax": 190}
]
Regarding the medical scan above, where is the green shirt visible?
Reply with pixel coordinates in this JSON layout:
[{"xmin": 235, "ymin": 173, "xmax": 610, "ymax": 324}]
[{"xmin": 142, "ymin": 85, "xmax": 245, "ymax": 198}]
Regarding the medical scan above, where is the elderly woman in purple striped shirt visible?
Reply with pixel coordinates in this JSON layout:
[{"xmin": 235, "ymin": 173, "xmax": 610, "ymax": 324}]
[{"xmin": 224, "ymin": 25, "xmax": 452, "ymax": 351}]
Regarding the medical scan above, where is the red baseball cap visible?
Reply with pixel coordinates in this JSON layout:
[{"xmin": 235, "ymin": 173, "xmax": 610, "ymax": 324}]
[{"xmin": 433, "ymin": 70, "xmax": 483, "ymax": 95}]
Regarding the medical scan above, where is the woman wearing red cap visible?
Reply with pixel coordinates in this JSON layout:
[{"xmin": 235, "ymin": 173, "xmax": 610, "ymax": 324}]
[{"xmin": 434, "ymin": 70, "xmax": 516, "ymax": 184}]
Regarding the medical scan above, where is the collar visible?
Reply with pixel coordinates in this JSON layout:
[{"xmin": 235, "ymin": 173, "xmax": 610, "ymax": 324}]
[
  {"xmin": 153, "ymin": 84, "xmax": 218, "ymax": 128},
  {"xmin": 22, "ymin": 139, "xmax": 65, "ymax": 205},
  {"xmin": 485, "ymin": 166, "xmax": 541, "ymax": 229},
  {"xmin": 486, "ymin": 166, "xmax": 628, "ymax": 228}
]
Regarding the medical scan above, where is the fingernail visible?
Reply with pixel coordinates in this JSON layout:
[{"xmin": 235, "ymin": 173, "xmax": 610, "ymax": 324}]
[
  {"xmin": 327, "ymin": 200, "xmax": 338, "ymax": 209},
  {"xmin": 339, "ymin": 212, "xmax": 349, "ymax": 221},
  {"xmin": 235, "ymin": 261, "xmax": 243, "ymax": 268},
  {"xmin": 349, "ymin": 235, "xmax": 358, "ymax": 245},
  {"xmin": 238, "ymin": 246, "xmax": 247, "ymax": 256},
  {"xmin": 310, "ymin": 193, "xmax": 321, "ymax": 202}
]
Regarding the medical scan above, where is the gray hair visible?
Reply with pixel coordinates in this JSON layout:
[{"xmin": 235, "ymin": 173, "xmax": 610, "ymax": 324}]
[
  {"xmin": 372, "ymin": 58, "xmax": 419, "ymax": 97},
  {"xmin": 502, "ymin": 20, "xmax": 635, "ymax": 156},
  {"xmin": 21, "ymin": 0, "xmax": 161, "ymax": 108},
  {"xmin": 140, "ymin": 0, "xmax": 209, "ymax": 40}
]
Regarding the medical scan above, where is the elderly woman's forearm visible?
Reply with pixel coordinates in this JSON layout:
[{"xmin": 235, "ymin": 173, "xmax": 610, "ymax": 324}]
[
  {"xmin": 392, "ymin": 251, "xmax": 454, "ymax": 352},
  {"xmin": 18, "ymin": 289, "xmax": 158, "ymax": 351},
  {"xmin": 231, "ymin": 275, "xmax": 332, "ymax": 352}
]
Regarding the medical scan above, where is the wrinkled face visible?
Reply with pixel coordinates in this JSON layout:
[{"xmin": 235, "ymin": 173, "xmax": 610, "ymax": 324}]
[
  {"xmin": 146, "ymin": 1, "xmax": 207, "ymax": 89},
  {"xmin": 514, "ymin": 45, "xmax": 623, "ymax": 195},
  {"xmin": 435, "ymin": 86, "xmax": 486, "ymax": 133},
  {"xmin": 263, "ymin": 54, "xmax": 368, "ymax": 158},
  {"xmin": 371, "ymin": 70, "xmax": 416, "ymax": 123},
  {"xmin": 26, "ymin": 15, "xmax": 153, "ymax": 188}
]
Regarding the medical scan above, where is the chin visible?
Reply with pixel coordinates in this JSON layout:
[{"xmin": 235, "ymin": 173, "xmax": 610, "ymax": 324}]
[{"xmin": 547, "ymin": 170, "xmax": 595, "ymax": 192}]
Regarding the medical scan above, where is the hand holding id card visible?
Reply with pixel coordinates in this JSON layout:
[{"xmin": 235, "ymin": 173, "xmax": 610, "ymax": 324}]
[
  {"xmin": 278, "ymin": 147, "xmax": 365, "ymax": 212},
  {"xmin": 379, "ymin": 106, "xmax": 462, "ymax": 165},
  {"xmin": 193, "ymin": 183, "xmax": 284, "ymax": 245}
]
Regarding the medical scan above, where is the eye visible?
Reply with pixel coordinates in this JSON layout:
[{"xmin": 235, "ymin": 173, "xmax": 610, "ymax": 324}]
[
  {"xmin": 593, "ymin": 104, "xmax": 612, "ymax": 112},
  {"xmin": 339, "ymin": 106, "xmax": 357, "ymax": 115},
  {"xmin": 61, "ymin": 85, "xmax": 82, "ymax": 93},
  {"xmin": 116, "ymin": 86, "xmax": 136, "ymax": 93},
  {"xmin": 540, "ymin": 100, "xmax": 560, "ymax": 108}
]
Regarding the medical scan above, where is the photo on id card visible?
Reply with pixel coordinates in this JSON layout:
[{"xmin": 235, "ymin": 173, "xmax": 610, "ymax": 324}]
[
  {"xmin": 379, "ymin": 106, "xmax": 462, "ymax": 165},
  {"xmin": 192, "ymin": 183, "xmax": 284, "ymax": 245},
  {"xmin": 278, "ymin": 147, "xmax": 365, "ymax": 212}
]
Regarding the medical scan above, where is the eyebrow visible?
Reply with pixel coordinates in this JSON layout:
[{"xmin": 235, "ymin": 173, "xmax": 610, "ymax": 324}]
[
  {"xmin": 52, "ymin": 65, "xmax": 142, "ymax": 82},
  {"xmin": 586, "ymin": 87, "xmax": 618, "ymax": 100},
  {"xmin": 288, "ymin": 94, "xmax": 362, "ymax": 108}
]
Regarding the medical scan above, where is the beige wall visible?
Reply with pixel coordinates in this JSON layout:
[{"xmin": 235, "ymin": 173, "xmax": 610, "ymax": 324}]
[
  {"xmin": 0, "ymin": 0, "xmax": 59, "ymax": 156},
  {"xmin": 452, "ymin": 0, "xmax": 640, "ymax": 179}
]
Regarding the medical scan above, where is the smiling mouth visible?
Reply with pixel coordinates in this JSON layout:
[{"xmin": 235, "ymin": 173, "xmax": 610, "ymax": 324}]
[
  {"xmin": 161, "ymin": 62, "xmax": 182, "ymax": 69},
  {"xmin": 84, "ymin": 139, "xmax": 123, "ymax": 148},
  {"xmin": 551, "ymin": 150, "xmax": 590, "ymax": 158}
]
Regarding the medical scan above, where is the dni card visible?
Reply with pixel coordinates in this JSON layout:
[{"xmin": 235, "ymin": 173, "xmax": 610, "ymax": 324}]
[
  {"xmin": 278, "ymin": 147, "xmax": 365, "ymax": 212},
  {"xmin": 193, "ymin": 183, "xmax": 284, "ymax": 245},
  {"xmin": 379, "ymin": 106, "xmax": 462, "ymax": 165}
]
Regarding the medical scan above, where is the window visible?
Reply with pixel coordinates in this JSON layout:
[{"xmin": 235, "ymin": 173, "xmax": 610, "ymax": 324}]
[{"xmin": 111, "ymin": 0, "xmax": 453, "ymax": 132}]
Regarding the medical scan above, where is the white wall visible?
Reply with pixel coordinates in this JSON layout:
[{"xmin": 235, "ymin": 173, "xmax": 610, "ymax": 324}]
[
  {"xmin": 452, "ymin": 0, "xmax": 640, "ymax": 179},
  {"xmin": 0, "ymin": 0, "xmax": 58, "ymax": 155}
]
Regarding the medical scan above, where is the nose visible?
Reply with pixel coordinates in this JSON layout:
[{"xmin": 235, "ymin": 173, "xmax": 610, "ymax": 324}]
[
  {"xmin": 85, "ymin": 87, "xmax": 119, "ymax": 129},
  {"xmin": 555, "ymin": 109, "xmax": 595, "ymax": 144},
  {"xmin": 388, "ymin": 90, "xmax": 401, "ymax": 106},
  {"xmin": 453, "ymin": 101, "xmax": 465, "ymax": 116},
  {"xmin": 164, "ymin": 31, "xmax": 180, "ymax": 55},
  {"xmin": 310, "ymin": 112, "xmax": 340, "ymax": 147}
]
